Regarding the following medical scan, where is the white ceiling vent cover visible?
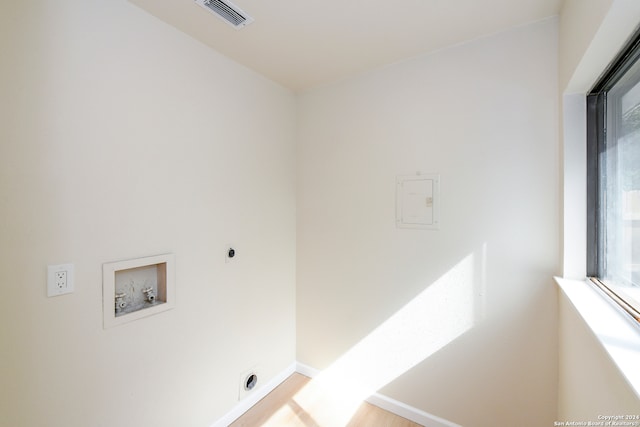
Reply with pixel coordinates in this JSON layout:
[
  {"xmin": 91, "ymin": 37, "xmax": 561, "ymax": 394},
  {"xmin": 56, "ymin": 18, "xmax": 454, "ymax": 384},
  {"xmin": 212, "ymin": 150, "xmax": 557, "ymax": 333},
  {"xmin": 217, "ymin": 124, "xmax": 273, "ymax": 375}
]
[{"xmin": 195, "ymin": 0, "xmax": 254, "ymax": 29}]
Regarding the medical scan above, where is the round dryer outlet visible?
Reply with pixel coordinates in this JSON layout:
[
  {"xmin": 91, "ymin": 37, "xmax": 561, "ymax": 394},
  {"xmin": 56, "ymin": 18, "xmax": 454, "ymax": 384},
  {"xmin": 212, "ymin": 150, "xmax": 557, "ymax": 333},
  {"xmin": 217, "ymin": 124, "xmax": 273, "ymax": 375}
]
[
  {"xmin": 244, "ymin": 373, "xmax": 257, "ymax": 391},
  {"xmin": 238, "ymin": 367, "xmax": 260, "ymax": 400}
]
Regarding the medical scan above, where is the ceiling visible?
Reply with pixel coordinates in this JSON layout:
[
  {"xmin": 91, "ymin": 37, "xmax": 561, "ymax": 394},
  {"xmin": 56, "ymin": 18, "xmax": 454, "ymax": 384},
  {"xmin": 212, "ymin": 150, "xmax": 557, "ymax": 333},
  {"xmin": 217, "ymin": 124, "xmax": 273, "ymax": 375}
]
[{"xmin": 129, "ymin": 0, "xmax": 562, "ymax": 91}]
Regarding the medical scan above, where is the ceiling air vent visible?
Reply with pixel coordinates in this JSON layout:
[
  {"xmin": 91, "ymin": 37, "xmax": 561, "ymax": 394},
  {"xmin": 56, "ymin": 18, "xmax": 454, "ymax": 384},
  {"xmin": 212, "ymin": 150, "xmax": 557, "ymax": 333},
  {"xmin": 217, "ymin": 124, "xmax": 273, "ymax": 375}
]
[{"xmin": 195, "ymin": 0, "xmax": 254, "ymax": 29}]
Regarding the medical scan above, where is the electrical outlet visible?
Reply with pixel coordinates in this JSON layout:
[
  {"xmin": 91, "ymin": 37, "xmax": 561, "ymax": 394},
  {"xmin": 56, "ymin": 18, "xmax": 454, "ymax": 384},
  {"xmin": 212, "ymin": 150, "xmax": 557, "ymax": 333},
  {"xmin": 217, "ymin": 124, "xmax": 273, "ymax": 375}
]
[
  {"xmin": 55, "ymin": 271, "xmax": 67, "ymax": 289},
  {"xmin": 47, "ymin": 263, "xmax": 74, "ymax": 297}
]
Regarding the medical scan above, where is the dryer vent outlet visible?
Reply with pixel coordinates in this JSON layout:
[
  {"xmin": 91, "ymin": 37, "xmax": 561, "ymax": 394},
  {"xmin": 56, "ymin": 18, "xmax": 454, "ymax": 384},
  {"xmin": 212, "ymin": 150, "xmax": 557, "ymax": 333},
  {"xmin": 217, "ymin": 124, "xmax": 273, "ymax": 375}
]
[
  {"xmin": 238, "ymin": 368, "xmax": 260, "ymax": 400},
  {"xmin": 244, "ymin": 373, "xmax": 257, "ymax": 391}
]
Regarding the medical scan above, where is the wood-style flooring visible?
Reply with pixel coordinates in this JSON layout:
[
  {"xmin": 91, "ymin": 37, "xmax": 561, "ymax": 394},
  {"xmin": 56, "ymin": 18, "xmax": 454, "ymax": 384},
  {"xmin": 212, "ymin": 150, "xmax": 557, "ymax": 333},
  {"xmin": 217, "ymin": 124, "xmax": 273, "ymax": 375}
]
[{"xmin": 230, "ymin": 373, "xmax": 423, "ymax": 427}]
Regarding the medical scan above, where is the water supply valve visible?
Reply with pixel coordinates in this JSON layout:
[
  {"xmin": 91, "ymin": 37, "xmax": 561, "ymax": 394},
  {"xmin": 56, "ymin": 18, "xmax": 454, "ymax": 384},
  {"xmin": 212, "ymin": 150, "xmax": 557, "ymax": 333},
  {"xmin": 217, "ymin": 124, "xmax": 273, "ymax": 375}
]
[
  {"xmin": 142, "ymin": 287, "xmax": 156, "ymax": 304},
  {"xmin": 115, "ymin": 292, "xmax": 127, "ymax": 312}
]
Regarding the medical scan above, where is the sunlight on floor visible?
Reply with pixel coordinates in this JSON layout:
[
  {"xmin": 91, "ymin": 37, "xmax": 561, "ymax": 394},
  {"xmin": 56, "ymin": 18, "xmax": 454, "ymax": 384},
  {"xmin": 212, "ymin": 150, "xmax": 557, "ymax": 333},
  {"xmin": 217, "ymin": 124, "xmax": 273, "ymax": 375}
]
[
  {"xmin": 261, "ymin": 250, "xmax": 484, "ymax": 426},
  {"xmin": 260, "ymin": 400, "xmax": 320, "ymax": 427}
]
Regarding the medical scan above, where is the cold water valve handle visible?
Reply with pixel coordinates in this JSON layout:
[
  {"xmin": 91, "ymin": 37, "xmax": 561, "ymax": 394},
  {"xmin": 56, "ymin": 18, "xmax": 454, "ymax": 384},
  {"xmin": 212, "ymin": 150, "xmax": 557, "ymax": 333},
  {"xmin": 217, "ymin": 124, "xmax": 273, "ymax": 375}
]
[{"xmin": 142, "ymin": 287, "xmax": 156, "ymax": 304}]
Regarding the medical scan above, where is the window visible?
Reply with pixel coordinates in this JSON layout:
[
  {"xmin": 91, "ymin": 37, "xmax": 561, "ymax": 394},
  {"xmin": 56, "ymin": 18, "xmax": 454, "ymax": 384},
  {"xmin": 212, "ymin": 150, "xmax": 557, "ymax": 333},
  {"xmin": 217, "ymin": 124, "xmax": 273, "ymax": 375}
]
[{"xmin": 587, "ymin": 28, "xmax": 640, "ymax": 322}]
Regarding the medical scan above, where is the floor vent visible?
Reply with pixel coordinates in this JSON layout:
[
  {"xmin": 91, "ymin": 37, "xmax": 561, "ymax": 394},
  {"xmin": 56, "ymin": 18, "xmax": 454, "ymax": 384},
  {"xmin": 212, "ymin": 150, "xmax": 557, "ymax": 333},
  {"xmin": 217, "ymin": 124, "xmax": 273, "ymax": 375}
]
[{"xmin": 195, "ymin": 0, "xmax": 254, "ymax": 29}]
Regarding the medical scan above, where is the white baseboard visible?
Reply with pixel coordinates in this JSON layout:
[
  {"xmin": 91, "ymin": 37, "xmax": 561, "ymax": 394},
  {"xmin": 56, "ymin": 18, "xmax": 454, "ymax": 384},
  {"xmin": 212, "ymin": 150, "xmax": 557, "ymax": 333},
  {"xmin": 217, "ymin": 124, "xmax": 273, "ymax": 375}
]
[
  {"xmin": 209, "ymin": 362, "xmax": 296, "ymax": 427},
  {"xmin": 295, "ymin": 361, "xmax": 319, "ymax": 378},
  {"xmin": 295, "ymin": 362, "xmax": 460, "ymax": 427},
  {"xmin": 210, "ymin": 361, "xmax": 460, "ymax": 427},
  {"xmin": 366, "ymin": 393, "xmax": 461, "ymax": 427}
]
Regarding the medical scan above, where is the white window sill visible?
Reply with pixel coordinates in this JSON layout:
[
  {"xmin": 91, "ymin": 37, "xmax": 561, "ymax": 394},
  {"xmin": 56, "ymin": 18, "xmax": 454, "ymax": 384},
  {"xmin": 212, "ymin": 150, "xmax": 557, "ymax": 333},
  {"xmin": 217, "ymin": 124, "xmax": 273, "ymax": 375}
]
[{"xmin": 555, "ymin": 277, "xmax": 640, "ymax": 399}]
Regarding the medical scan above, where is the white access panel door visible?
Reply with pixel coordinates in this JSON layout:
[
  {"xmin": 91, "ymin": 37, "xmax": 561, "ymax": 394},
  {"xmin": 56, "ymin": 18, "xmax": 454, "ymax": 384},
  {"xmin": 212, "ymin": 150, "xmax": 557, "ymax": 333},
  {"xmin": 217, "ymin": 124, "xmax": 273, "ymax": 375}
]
[{"xmin": 396, "ymin": 174, "xmax": 440, "ymax": 230}]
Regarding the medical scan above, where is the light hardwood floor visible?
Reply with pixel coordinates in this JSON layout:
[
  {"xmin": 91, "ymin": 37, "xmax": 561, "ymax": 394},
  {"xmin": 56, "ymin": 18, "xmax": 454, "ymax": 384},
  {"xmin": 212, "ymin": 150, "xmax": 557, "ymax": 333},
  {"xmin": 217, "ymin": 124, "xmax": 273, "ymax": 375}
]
[{"xmin": 230, "ymin": 373, "xmax": 423, "ymax": 427}]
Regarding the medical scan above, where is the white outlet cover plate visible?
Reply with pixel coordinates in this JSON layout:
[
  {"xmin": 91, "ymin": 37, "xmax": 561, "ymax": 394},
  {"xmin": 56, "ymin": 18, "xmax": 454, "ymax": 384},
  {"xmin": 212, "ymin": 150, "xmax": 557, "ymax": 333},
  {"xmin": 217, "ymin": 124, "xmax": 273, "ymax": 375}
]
[{"xmin": 47, "ymin": 263, "xmax": 74, "ymax": 297}]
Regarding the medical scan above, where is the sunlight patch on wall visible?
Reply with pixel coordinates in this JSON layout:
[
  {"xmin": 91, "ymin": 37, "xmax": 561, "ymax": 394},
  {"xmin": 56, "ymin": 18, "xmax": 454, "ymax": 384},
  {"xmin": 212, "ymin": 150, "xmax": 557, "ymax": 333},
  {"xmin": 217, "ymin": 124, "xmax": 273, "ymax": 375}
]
[{"xmin": 284, "ymin": 251, "xmax": 482, "ymax": 426}]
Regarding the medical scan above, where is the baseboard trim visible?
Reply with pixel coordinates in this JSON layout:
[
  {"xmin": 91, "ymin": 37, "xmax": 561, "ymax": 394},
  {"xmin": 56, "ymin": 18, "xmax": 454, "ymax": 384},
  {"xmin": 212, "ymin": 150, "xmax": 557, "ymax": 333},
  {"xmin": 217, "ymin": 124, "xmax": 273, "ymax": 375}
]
[
  {"xmin": 295, "ymin": 362, "xmax": 460, "ymax": 427},
  {"xmin": 366, "ymin": 393, "xmax": 461, "ymax": 427},
  {"xmin": 209, "ymin": 362, "xmax": 296, "ymax": 427},
  {"xmin": 294, "ymin": 361, "xmax": 319, "ymax": 378},
  {"xmin": 210, "ymin": 361, "xmax": 460, "ymax": 427}
]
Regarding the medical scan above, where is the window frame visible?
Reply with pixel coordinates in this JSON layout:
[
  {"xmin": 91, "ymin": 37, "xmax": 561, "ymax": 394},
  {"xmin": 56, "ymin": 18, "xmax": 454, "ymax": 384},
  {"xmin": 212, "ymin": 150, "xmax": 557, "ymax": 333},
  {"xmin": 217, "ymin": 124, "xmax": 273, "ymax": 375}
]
[{"xmin": 587, "ymin": 26, "xmax": 640, "ymax": 323}]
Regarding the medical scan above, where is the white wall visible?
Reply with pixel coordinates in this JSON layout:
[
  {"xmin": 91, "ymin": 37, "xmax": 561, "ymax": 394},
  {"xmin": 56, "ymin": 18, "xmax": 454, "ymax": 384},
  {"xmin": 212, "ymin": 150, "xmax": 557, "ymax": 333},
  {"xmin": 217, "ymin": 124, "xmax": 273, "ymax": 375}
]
[
  {"xmin": 297, "ymin": 19, "xmax": 560, "ymax": 427},
  {"xmin": 560, "ymin": 0, "xmax": 640, "ymax": 94},
  {"xmin": 8, "ymin": 1, "xmax": 639, "ymax": 425},
  {"xmin": 559, "ymin": 0, "xmax": 614, "ymax": 93},
  {"xmin": 558, "ymin": 293, "xmax": 640, "ymax": 419},
  {"xmin": 558, "ymin": 0, "xmax": 640, "ymax": 419},
  {"xmin": 0, "ymin": 2, "xmax": 296, "ymax": 427}
]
